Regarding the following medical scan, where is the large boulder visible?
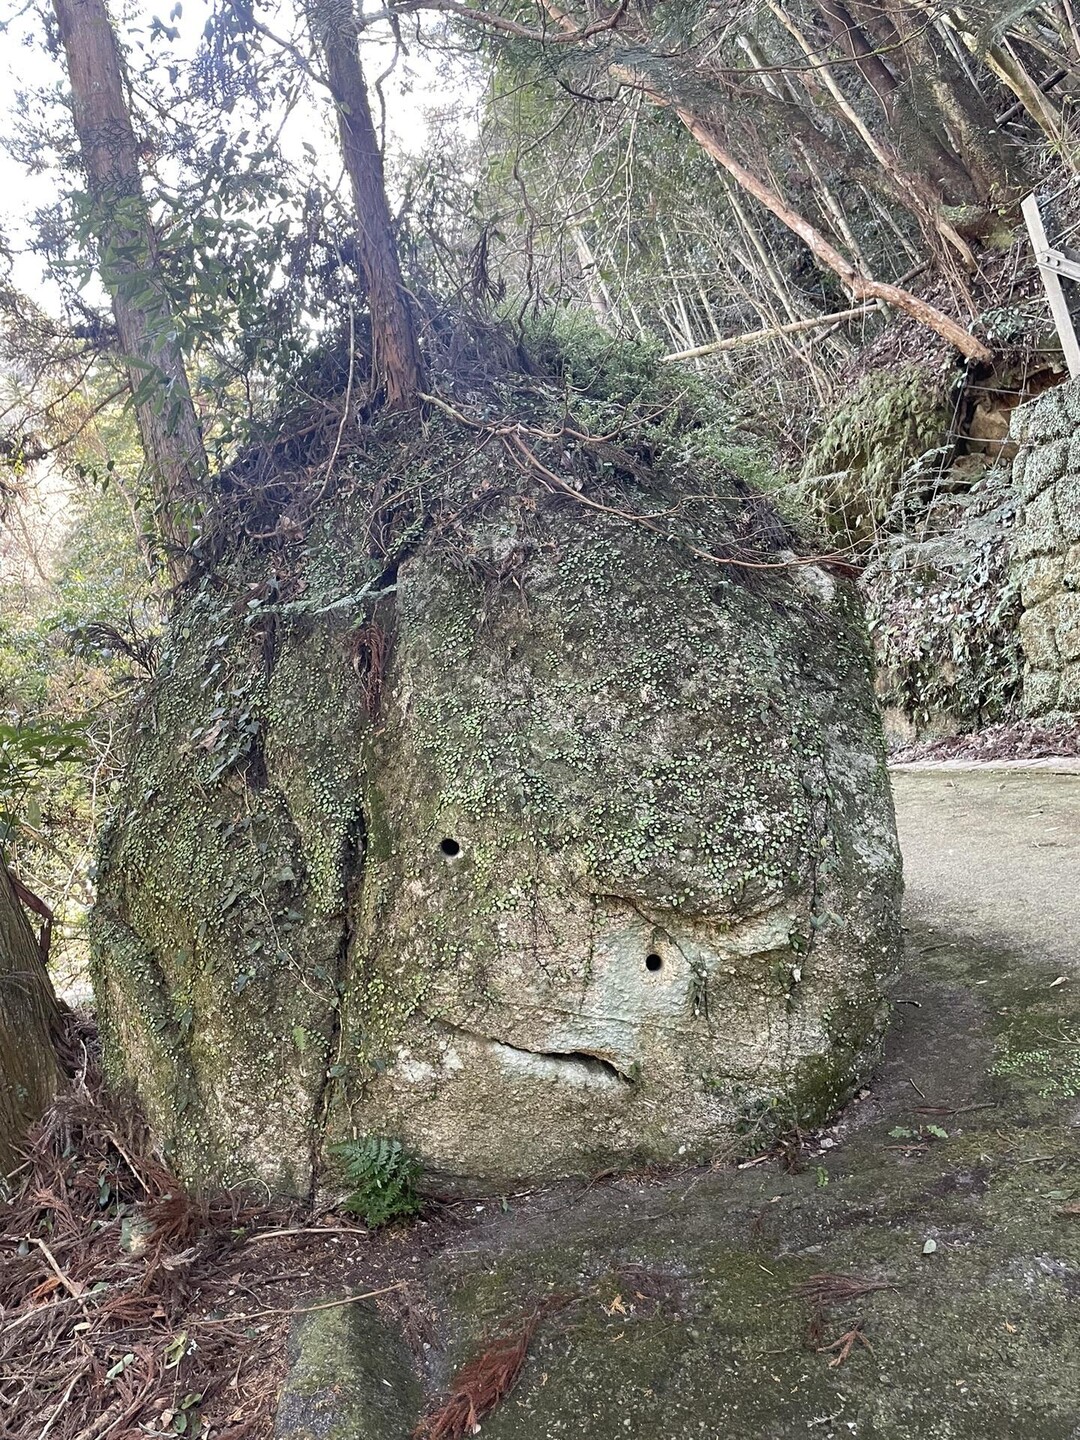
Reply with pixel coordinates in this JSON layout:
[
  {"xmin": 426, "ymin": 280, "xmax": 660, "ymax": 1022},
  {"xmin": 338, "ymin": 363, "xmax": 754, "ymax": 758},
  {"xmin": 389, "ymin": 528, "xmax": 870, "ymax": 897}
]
[{"xmin": 92, "ymin": 405, "xmax": 901, "ymax": 1193}]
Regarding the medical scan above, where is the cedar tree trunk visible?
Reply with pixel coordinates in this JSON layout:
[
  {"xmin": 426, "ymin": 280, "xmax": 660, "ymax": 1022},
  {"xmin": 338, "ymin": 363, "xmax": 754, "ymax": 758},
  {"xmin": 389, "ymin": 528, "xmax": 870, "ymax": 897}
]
[
  {"xmin": 0, "ymin": 866, "xmax": 61, "ymax": 1174},
  {"xmin": 52, "ymin": 0, "xmax": 206, "ymax": 574},
  {"xmin": 308, "ymin": 0, "xmax": 425, "ymax": 408}
]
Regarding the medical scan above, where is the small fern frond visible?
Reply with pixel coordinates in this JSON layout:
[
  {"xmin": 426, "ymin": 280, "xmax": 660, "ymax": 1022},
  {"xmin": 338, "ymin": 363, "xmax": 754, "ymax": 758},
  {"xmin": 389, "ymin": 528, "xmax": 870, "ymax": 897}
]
[{"xmin": 329, "ymin": 1135, "xmax": 422, "ymax": 1228}]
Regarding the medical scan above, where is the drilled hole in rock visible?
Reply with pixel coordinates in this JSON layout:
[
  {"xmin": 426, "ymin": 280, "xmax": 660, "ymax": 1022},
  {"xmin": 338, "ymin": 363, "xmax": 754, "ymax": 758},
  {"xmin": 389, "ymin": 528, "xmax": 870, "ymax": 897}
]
[
  {"xmin": 440, "ymin": 838, "xmax": 461, "ymax": 857},
  {"xmin": 645, "ymin": 953, "xmax": 663, "ymax": 973}
]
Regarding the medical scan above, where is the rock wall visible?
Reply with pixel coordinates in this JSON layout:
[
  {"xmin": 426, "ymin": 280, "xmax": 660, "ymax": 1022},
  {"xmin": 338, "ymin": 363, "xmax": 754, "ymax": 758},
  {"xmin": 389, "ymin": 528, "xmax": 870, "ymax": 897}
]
[
  {"xmin": 1012, "ymin": 381, "xmax": 1080, "ymax": 715},
  {"xmin": 795, "ymin": 363, "xmax": 1027, "ymax": 745}
]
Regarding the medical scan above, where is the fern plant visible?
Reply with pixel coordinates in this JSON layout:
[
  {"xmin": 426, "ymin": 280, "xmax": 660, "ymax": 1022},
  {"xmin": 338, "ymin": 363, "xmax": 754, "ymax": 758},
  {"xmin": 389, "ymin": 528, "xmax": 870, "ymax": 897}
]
[{"xmin": 329, "ymin": 1136, "xmax": 423, "ymax": 1227}]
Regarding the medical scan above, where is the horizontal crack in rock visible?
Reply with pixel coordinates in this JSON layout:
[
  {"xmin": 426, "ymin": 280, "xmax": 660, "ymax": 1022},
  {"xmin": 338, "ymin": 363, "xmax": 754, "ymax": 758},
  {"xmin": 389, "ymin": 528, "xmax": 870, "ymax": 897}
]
[{"xmin": 430, "ymin": 1019, "xmax": 634, "ymax": 1086}]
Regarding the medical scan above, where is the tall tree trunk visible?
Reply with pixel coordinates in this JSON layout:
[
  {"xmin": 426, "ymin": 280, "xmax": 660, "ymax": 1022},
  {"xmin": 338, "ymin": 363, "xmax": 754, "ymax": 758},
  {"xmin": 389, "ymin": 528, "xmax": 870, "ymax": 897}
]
[
  {"xmin": 818, "ymin": 0, "xmax": 901, "ymax": 119},
  {"xmin": 52, "ymin": 0, "xmax": 206, "ymax": 578},
  {"xmin": 306, "ymin": 0, "xmax": 425, "ymax": 409},
  {"xmin": 0, "ymin": 866, "xmax": 61, "ymax": 1174},
  {"xmin": 765, "ymin": 0, "xmax": 976, "ymax": 267},
  {"xmin": 816, "ymin": 0, "xmax": 981, "ymax": 205}
]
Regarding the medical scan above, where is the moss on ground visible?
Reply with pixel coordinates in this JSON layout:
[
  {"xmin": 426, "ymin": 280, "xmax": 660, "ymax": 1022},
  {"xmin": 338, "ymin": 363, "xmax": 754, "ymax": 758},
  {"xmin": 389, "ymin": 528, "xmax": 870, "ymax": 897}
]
[{"xmin": 275, "ymin": 1303, "xmax": 421, "ymax": 1440}]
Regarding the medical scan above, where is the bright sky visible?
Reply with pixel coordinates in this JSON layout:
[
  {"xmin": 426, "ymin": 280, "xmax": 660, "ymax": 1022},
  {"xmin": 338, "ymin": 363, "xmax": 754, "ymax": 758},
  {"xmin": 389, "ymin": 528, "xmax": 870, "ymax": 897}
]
[{"xmin": 0, "ymin": 0, "xmax": 478, "ymax": 309}]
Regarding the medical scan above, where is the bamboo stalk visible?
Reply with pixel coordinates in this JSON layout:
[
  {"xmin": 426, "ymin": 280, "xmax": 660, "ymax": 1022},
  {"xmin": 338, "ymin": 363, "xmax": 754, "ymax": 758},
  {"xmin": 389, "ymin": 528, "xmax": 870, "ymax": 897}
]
[
  {"xmin": 722, "ymin": 177, "xmax": 809, "ymax": 325},
  {"xmin": 946, "ymin": 7, "xmax": 1077, "ymax": 166},
  {"xmin": 1058, "ymin": 0, "xmax": 1080, "ymax": 65},
  {"xmin": 765, "ymin": 0, "xmax": 976, "ymax": 267},
  {"xmin": 528, "ymin": 0, "xmax": 992, "ymax": 361},
  {"xmin": 674, "ymin": 108, "xmax": 991, "ymax": 360}
]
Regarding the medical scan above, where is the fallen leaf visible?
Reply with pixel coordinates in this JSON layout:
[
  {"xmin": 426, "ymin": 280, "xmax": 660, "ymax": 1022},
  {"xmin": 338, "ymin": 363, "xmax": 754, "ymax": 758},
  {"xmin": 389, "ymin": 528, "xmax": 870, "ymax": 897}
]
[
  {"xmin": 198, "ymin": 720, "xmax": 224, "ymax": 751},
  {"xmin": 817, "ymin": 1322, "xmax": 874, "ymax": 1367},
  {"xmin": 922, "ymin": 1238, "xmax": 937, "ymax": 1255}
]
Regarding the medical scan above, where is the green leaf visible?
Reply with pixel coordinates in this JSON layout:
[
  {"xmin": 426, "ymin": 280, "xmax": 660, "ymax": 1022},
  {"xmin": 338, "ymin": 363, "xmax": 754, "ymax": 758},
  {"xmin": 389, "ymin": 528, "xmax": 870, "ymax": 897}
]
[
  {"xmin": 164, "ymin": 1332, "xmax": 189, "ymax": 1368},
  {"xmin": 105, "ymin": 1353, "xmax": 135, "ymax": 1382},
  {"xmin": 330, "ymin": 1136, "xmax": 423, "ymax": 1228}
]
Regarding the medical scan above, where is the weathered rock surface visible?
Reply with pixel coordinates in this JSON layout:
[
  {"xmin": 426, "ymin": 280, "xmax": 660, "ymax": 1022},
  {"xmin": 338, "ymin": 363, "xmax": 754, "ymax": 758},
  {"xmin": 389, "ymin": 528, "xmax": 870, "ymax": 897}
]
[
  {"xmin": 92, "ymin": 414, "xmax": 900, "ymax": 1192},
  {"xmin": 1012, "ymin": 379, "xmax": 1080, "ymax": 717},
  {"xmin": 276, "ymin": 1303, "xmax": 420, "ymax": 1440}
]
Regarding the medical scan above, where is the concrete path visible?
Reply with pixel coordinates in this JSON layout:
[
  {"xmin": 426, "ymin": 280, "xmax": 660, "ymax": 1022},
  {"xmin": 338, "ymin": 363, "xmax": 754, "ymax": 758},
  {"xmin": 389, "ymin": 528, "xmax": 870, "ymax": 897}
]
[{"xmin": 892, "ymin": 766, "xmax": 1080, "ymax": 966}]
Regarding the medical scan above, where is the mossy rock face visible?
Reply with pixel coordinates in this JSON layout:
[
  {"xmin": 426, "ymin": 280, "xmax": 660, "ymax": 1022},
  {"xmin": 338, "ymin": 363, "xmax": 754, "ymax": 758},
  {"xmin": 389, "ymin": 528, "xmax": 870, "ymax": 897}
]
[
  {"xmin": 92, "ymin": 601, "xmax": 366, "ymax": 1192},
  {"xmin": 91, "ymin": 422, "xmax": 901, "ymax": 1193},
  {"xmin": 797, "ymin": 365, "xmax": 947, "ymax": 548},
  {"xmin": 275, "ymin": 1303, "xmax": 421, "ymax": 1440}
]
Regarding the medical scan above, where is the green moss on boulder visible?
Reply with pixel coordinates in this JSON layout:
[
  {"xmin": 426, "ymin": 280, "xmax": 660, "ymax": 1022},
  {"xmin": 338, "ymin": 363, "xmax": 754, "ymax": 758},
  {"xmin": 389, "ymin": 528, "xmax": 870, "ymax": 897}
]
[
  {"xmin": 91, "ymin": 377, "xmax": 901, "ymax": 1193},
  {"xmin": 275, "ymin": 1304, "xmax": 421, "ymax": 1440}
]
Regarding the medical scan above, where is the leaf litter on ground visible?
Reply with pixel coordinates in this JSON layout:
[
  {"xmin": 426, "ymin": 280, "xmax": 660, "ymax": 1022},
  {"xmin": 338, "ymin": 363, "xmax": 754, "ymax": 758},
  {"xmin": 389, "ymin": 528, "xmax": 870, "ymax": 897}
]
[{"xmin": 0, "ymin": 1014, "xmax": 450, "ymax": 1440}]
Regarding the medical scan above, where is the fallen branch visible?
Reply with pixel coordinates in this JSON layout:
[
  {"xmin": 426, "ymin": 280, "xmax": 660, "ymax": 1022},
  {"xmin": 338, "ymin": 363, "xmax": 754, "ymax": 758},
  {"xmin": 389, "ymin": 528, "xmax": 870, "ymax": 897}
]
[
  {"xmin": 70, "ymin": 1398, "xmax": 124, "ymax": 1440},
  {"xmin": 671, "ymin": 108, "xmax": 990, "ymax": 362},
  {"xmin": 199, "ymin": 1282, "xmax": 407, "ymax": 1324},
  {"xmin": 660, "ymin": 303, "xmax": 881, "ymax": 362},
  {"xmin": 504, "ymin": 431, "xmax": 860, "ymax": 575},
  {"xmin": 26, "ymin": 1236, "xmax": 85, "ymax": 1299},
  {"xmin": 240, "ymin": 1224, "xmax": 371, "ymax": 1243},
  {"xmin": 817, "ymin": 1320, "xmax": 874, "ymax": 1367},
  {"xmin": 794, "ymin": 1272, "xmax": 894, "ymax": 1306},
  {"xmin": 37, "ymin": 1363, "xmax": 90, "ymax": 1440}
]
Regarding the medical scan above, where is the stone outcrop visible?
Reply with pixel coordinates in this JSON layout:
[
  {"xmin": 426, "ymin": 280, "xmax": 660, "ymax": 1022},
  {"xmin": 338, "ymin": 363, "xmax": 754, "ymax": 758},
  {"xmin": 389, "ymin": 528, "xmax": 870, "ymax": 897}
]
[
  {"xmin": 1012, "ymin": 380, "xmax": 1080, "ymax": 715},
  {"xmin": 91, "ymin": 409, "xmax": 902, "ymax": 1194}
]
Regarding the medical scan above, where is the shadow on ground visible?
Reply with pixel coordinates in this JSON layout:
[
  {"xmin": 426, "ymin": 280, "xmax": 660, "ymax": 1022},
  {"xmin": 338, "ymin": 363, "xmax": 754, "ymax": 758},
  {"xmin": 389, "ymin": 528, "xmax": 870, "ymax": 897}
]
[{"xmin": 279, "ymin": 770, "xmax": 1080, "ymax": 1440}]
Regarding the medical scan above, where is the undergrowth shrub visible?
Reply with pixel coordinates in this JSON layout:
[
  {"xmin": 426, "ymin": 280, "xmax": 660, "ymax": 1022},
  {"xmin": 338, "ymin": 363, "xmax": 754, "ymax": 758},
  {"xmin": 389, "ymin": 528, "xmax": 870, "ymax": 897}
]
[
  {"xmin": 519, "ymin": 310, "xmax": 787, "ymax": 492},
  {"xmin": 330, "ymin": 1136, "xmax": 423, "ymax": 1227}
]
